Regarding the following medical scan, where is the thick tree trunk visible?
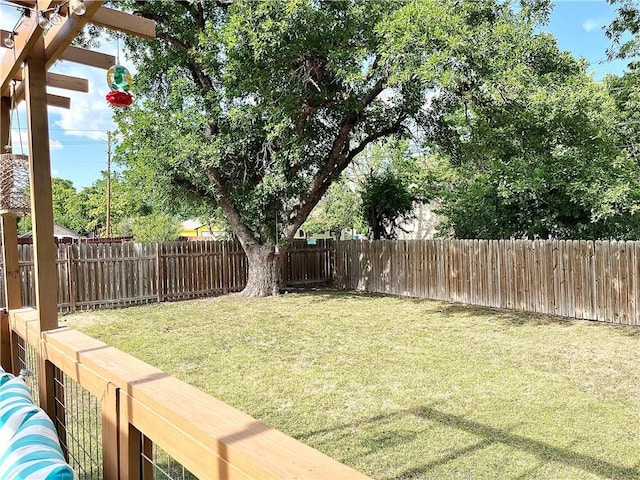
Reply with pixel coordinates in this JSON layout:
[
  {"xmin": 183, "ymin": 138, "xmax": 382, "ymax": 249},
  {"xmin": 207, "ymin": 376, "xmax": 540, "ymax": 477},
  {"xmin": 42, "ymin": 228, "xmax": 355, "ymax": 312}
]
[{"xmin": 241, "ymin": 243, "xmax": 284, "ymax": 297}]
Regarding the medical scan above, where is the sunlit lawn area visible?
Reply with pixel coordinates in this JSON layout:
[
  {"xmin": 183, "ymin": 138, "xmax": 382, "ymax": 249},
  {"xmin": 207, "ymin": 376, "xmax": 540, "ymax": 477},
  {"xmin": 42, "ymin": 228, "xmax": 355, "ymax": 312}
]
[{"xmin": 63, "ymin": 290, "xmax": 640, "ymax": 480}]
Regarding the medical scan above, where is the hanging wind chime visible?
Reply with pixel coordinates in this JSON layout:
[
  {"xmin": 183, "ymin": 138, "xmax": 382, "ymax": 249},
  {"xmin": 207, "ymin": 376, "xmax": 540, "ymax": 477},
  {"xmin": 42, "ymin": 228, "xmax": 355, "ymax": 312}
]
[{"xmin": 106, "ymin": 37, "xmax": 134, "ymax": 107}]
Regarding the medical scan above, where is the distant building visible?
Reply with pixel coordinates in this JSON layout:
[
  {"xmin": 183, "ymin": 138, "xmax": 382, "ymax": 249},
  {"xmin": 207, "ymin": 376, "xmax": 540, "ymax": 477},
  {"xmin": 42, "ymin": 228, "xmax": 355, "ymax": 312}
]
[
  {"xmin": 19, "ymin": 224, "xmax": 82, "ymax": 241},
  {"xmin": 179, "ymin": 219, "xmax": 229, "ymax": 239},
  {"xmin": 396, "ymin": 201, "xmax": 442, "ymax": 240}
]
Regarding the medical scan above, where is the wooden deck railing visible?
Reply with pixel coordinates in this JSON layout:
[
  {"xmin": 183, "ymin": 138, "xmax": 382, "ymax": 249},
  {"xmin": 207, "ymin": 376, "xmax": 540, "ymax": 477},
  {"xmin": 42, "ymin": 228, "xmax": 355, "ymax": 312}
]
[{"xmin": 2, "ymin": 307, "xmax": 369, "ymax": 480}]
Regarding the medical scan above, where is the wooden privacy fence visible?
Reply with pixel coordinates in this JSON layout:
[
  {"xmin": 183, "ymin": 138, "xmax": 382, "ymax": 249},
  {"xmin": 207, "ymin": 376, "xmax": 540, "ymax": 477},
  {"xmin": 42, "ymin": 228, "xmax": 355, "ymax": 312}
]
[
  {"xmin": 334, "ymin": 239, "xmax": 640, "ymax": 326},
  {"xmin": 1, "ymin": 239, "xmax": 332, "ymax": 312}
]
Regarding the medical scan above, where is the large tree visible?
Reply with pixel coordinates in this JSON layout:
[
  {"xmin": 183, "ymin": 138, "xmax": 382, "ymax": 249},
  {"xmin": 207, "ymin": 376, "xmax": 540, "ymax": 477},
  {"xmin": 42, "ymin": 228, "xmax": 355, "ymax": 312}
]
[
  {"xmin": 607, "ymin": 0, "xmax": 640, "ymax": 64},
  {"xmin": 114, "ymin": 0, "xmax": 557, "ymax": 296},
  {"xmin": 424, "ymin": 64, "xmax": 640, "ymax": 239}
]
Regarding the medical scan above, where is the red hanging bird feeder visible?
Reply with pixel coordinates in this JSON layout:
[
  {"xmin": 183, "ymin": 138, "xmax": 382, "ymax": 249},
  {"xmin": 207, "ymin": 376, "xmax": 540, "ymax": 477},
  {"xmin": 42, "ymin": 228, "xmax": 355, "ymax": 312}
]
[
  {"xmin": 106, "ymin": 90, "xmax": 133, "ymax": 107},
  {"xmin": 106, "ymin": 64, "xmax": 134, "ymax": 107}
]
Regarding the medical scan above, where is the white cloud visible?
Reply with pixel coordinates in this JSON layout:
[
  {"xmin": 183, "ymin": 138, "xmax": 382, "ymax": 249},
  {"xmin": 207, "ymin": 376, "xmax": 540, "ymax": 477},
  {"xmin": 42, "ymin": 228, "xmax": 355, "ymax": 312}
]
[
  {"xmin": 49, "ymin": 34, "xmax": 123, "ymax": 141},
  {"xmin": 50, "ymin": 140, "xmax": 63, "ymax": 150},
  {"xmin": 50, "ymin": 65, "xmax": 117, "ymax": 141},
  {"xmin": 582, "ymin": 18, "xmax": 604, "ymax": 33}
]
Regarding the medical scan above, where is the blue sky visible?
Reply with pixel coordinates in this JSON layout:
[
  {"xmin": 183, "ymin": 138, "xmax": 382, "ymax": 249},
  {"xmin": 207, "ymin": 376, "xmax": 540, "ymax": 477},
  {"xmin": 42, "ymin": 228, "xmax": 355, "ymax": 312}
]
[{"xmin": 0, "ymin": 0, "xmax": 633, "ymax": 190}]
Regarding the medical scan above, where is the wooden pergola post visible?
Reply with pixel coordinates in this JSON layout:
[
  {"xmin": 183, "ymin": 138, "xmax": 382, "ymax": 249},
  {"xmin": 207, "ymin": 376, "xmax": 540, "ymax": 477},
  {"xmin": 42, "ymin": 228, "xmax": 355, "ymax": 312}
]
[
  {"xmin": 1, "ymin": 2, "xmax": 156, "ymax": 474},
  {"xmin": 24, "ymin": 37, "xmax": 58, "ymax": 416},
  {"xmin": 0, "ymin": 95, "xmax": 18, "ymax": 373}
]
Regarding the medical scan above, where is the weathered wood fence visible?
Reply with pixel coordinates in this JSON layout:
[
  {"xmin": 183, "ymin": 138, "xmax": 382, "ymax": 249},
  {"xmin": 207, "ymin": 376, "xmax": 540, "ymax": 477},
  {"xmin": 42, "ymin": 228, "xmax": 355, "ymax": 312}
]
[
  {"xmin": 2, "ymin": 239, "xmax": 332, "ymax": 312},
  {"xmin": 5, "ymin": 237, "xmax": 640, "ymax": 325},
  {"xmin": 334, "ymin": 239, "xmax": 640, "ymax": 326}
]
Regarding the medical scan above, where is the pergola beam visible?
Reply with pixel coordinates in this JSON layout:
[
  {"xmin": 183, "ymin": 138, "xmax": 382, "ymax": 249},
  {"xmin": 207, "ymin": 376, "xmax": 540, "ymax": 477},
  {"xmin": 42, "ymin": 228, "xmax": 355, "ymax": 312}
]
[
  {"xmin": 90, "ymin": 7, "xmax": 156, "ymax": 39},
  {"xmin": 4, "ymin": 3, "xmax": 156, "ymax": 39},
  {"xmin": 46, "ymin": 93, "xmax": 70, "ymax": 109},
  {"xmin": 0, "ymin": 1, "xmax": 58, "ymax": 93},
  {"xmin": 2, "ymin": 73, "xmax": 85, "ymax": 109},
  {"xmin": 3, "ymin": 69, "xmax": 89, "ymax": 97},
  {"xmin": 46, "ymin": 72, "xmax": 89, "ymax": 92},
  {"xmin": 3, "ymin": 1, "xmax": 36, "ymax": 6},
  {"xmin": 58, "ymin": 45, "xmax": 115, "ymax": 69},
  {"xmin": 43, "ymin": 1, "xmax": 105, "ymax": 70}
]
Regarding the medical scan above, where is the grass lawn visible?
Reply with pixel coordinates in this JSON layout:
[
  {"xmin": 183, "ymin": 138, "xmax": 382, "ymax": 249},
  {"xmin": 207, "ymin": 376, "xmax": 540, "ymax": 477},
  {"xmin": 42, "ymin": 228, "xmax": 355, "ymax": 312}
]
[{"xmin": 63, "ymin": 290, "xmax": 640, "ymax": 480}]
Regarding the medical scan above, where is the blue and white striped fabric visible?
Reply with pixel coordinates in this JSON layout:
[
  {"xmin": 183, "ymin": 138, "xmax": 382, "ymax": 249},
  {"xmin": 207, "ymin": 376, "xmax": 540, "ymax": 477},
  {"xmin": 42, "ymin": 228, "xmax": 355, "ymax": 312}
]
[{"xmin": 0, "ymin": 369, "xmax": 76, "ymax": 480}]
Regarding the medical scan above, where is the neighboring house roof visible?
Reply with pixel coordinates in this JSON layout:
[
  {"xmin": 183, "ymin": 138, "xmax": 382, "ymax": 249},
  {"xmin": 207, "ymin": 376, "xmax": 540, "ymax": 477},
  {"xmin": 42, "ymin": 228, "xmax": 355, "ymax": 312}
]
[
  {"xmin": 181, "ymin": 219, "xmax": 203, "ymax": 231},
  {"xmin": 20, "ymin": 224, "xmax": 82, "ymax": 239}
]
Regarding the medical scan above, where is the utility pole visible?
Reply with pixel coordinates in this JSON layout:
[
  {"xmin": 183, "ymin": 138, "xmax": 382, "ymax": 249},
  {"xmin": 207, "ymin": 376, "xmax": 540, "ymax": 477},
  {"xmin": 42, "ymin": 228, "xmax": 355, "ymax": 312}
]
[{"xmin": 106, "ymin": 131, "xmax": 111, "ymax": 238}]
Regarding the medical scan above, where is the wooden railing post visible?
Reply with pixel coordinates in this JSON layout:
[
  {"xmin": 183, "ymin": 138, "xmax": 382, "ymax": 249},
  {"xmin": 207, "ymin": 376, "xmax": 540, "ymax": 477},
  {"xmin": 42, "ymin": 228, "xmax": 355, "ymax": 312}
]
[
  {"xmin": 2, "ymin": 216, "xmax": 23, "ymax": 311},
  {"xmin": 37, "ymin": 358, "xmax": 56, "ymax": 419},
  {"xmin": 118, "ymin": 389, "xmax": 140, "ymax": 480},
  {"xmin": 0, "ymin": 310, "xmax": 10, "ymax": 371},
  {"xmin": 102, "ymin": 382, "xmax": 120, "ymax": 479},
  {"xmin": 53, "ymin": 366, "xmax": 68, "ymax": 462}
]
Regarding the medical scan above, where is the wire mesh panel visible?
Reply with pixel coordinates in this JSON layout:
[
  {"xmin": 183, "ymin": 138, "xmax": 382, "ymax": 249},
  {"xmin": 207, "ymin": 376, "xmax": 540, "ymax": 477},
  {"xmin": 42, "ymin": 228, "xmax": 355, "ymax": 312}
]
[
  {"xmin": 15, "ymin": 334, "xmax": 39, "ymax": 404},
  {"xmin": 141, "ymin": 434, "xmax": 198, "ymax": 480},
  {"xmin": 0, "ymin": 153, "xmax": 30, "ymax": 216},
  {"xmin": 54, "ymin": 370, "xmax": 103, "ymax": 480}
]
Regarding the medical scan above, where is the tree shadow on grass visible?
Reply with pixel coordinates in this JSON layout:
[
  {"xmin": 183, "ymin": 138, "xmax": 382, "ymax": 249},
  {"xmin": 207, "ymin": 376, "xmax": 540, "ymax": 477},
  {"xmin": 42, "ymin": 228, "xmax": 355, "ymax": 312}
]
[
  {"xmin": 297, "ymin": 404, "xmax": 639, "ymax": 480},
  {"xmin": 434, "ymin": 302, "xmax": 575, "ymax": 328},
  {"xmin": 284, "ymin": 288, "xmax": 640, "ymax": 335},
  {"xmin": 404, "ymin": 406, "xmax": 639, "ymax": 479}
]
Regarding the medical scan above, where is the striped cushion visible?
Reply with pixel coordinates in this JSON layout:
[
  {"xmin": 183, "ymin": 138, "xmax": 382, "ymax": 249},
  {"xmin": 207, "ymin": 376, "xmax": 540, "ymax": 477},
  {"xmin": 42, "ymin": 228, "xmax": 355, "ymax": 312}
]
[{"xmin": 0, "ymin": 370, "xmax": 76, "ymax": 480}]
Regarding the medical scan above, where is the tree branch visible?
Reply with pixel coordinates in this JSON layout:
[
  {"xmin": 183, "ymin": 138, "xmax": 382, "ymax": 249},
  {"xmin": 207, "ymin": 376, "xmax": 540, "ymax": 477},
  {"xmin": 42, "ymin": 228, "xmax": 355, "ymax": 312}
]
[
  {"xmin": 205, "ymin": 167, "xmax": 258, "ymax": 248},
  {"xmin": 170, "ymin": 175, "xmax": 217, "ymax": 201},
  {"xmin": 282, "ymin": 76, "xmax": 389, "ymax": 239}
]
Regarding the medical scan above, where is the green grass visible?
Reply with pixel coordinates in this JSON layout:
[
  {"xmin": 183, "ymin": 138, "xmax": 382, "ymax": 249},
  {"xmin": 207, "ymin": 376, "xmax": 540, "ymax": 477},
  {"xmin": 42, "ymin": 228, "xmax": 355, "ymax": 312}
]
[{"xmin": 63, "ymin": 290, "xmax": 640, "ymax": 480}]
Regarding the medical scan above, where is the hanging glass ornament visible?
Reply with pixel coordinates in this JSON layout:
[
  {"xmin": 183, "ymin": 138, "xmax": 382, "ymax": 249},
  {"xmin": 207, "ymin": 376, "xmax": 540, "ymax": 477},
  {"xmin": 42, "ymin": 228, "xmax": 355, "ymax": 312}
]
[{"xmin": 106, "ymin": 64, "xmax": 134, "ymax": 107}]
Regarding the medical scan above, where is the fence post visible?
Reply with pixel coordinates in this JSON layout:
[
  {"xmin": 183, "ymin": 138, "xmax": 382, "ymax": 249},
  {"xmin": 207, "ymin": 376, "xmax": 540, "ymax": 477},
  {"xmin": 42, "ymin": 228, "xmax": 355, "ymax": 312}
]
[
  {"xmin": 222, "ymin": 241, "xmax": 229, "ymax": 294},
  {"xmin": 156, "ymin": 243, "xmax": 163, "ymax": 303},
  {"xmin": 67, "ymin": 244, "xmax": 76, "ymax": 313}
]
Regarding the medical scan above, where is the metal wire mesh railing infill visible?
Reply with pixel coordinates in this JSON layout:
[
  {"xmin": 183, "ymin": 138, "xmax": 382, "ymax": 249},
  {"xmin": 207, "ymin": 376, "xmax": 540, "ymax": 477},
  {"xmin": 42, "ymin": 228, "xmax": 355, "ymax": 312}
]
[
  {"xmin": 54, "ymin": 370, "xmax": 103, "ymax": 480},
  {"xmin": 15, "ymin": 334, "xmax": 39, "ymax": 403},
  {"xmin": 141, "ymin": 434, "xmax": 198, "ymax": 480}
]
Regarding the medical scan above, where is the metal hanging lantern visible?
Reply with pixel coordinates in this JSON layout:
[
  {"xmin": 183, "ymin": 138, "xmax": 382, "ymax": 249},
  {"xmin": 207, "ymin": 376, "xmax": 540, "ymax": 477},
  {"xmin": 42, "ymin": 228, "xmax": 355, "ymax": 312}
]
[
  {"xmin": 0, "ymin": 153, "xmax": 30, "ymax": 216},
  {"xmin": 1, "ymin": 81, "xmax": 30, "ymax": 217}
]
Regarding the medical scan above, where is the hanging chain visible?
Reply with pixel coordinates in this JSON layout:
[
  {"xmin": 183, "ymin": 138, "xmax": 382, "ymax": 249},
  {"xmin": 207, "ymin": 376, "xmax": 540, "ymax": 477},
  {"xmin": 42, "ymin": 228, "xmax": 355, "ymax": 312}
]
[{"xmin": 6, "ymin": 24, "xmax": 25, "ymax": 156}]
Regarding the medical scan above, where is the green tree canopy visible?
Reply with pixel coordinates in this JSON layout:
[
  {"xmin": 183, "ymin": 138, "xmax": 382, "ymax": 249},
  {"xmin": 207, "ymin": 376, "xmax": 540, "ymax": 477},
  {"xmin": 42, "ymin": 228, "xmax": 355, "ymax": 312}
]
[
  {"xmin": 607, "ymin": 0, "xmax": 640, "ymax": 64},
  {"xmin": 425, "ymin": 66, "xmax": 640, "ymax": 239},
  {"xmin": 112, "ymin": 0, "xmax": 566, "ymax": 294},
  {"xmin": 302, "ymin": 178, "xmax": 362, "ymax": 239},
  {"xmin": 360, "ymin": 169, "xmax": 415, "ymax": 240},
  {"xmin": 51, "ymin": 178, "xmax": 85, "ymax": 234}
]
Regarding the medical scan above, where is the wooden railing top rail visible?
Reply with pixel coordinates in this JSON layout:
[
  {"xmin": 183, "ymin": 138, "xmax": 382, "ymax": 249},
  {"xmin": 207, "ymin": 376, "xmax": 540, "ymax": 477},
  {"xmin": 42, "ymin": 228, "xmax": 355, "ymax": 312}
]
[{"xmin": 9, "ymin": 308, "xmax": 369, "ymax": 480}]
